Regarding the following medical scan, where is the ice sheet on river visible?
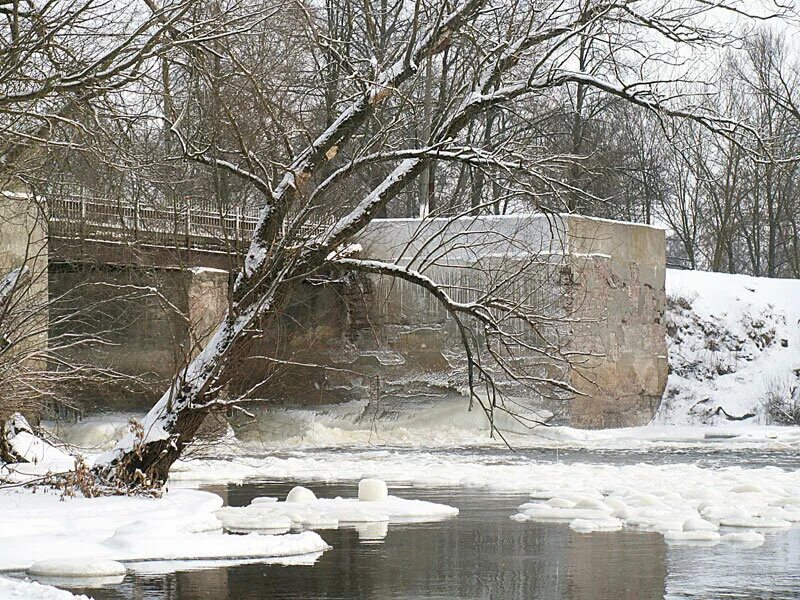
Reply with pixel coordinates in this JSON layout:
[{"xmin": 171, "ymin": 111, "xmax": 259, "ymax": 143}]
[{"xmin": 172, "ymin": 448, "xmax": 800, "ymax": 549}]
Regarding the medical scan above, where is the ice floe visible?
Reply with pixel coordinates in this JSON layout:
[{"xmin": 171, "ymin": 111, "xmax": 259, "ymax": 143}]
[
  {"xmin": 0, "ymin": 488, "xmax": 329, "ymax": 572},
  {"xmin": 27, "ymin": 559, "xmax": 126, "ymax": 578},
  {"xmin": 216, "ymin": 479, "xmax": 458, "ymax": 539},
  {"xmin": 170, "ymin": 449, "xmax": 800, "ymax": 550}
]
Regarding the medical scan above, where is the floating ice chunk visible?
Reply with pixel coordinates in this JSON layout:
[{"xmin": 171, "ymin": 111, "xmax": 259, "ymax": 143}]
[
  {"xmin": 545, "ymin": 498, "xmax": 576, "ymax": 509},
  {"xmin": 604, "ymin": 497, "xmax": 629, "ymax": 511},
  {"xmin": 611, "ymin": 506, "xmax": 634, "ymax": 520},
  {"xmin": 278, "ymin": 507, "xmax": 339, "ymax": 528},
  {"xmin": 664, "ymin": 530, "xmax": 722, "ymax": 542},
  {"xmin": 569, "ymin": 517, "xmax": 623, "ymax": 532},
  {"xmin": 700, "ymin": 506, "xmax": 751, "ymax": 521},
  {"xmin": 219, "ymin": 487, "xmax": 456, "ymax": 534},
  {"xmin": 27, "ymin": 559, "xmax": 127, "ymax": 577},
  {"xmin": 521, "ymin": 505, "xmax": 611, "ymax": 521},
  {"xmin": 103, "ymin": 528, "xmax": 329, "ymax": 562},
  {"xmin": 0, "ymin": 576, "xmax": 92, "ymax": 599},
  {"xmin": 682, "ymin": 518, "xmax": 718, "ymax": 532},
  {"xmin": 251, "ymin": 497, "xmax": 279, "ymax": 505},
  {"xmin": 358, "ymin": 479, "xmax": 388, "ymax": 502},
  {"xmin": 510, "ymin": 513, "xmax": 529, "ymax": 523},
  {"xmin": 731, "ymin": 484, "xmax": 764, "ymax": 494},
  {"xmin": 286, "ymin": 486, "xmax": 317, "ymax": 503},
  {"xmin": 215, "ymin": 506, "xmax": 293, "ymax": 533},
  {"xmin": 722, "ymin": 531, "xmax": 766, "ymax": 544},
  {"xmin": 341, "ymin": 496, "xmax": 458, "ymax": 522},
  {"xmin": 626, "ymin": 493, "xmax": 662, "ymax": 507},
  {"xmin": 773, "ymin": 496, "xmax": 800, "ymax": 507},
  {"xmin": 762, "ymin": 507, "xmax": 800, "ymax": 522},
  {"xmin": 719, "ymin": 517, "xmax": 791, "ymax": 528},
  {"xmin": 306, "ymin": 501, "xmax": 388, "ymax": 524},
  {"xmin": 573, "ymin": 498, "xmax": 608, "ymax": 511}
]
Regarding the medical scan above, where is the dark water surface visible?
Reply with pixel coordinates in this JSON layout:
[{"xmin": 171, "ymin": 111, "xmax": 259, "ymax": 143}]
[{"xmin": 38, "ymin": 479, "xmax": 800, "ymax": 600}]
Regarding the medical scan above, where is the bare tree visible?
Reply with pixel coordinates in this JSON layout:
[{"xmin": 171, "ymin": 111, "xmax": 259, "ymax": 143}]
[{"xmin": 68, "ymin": 0, "xmax": 790, "ymax": 489}]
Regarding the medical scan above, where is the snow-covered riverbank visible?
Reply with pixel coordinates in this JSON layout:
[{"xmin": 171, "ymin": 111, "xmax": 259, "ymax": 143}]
[
  {"xmin": 656, "ymin": 269, "xmax": 800, "ymax": 425},
  {"xmin": 0, "ymin": 576, "xmax": 91, "ymax": 599}
]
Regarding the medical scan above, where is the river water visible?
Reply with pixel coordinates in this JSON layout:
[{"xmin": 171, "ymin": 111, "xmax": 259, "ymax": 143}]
[{"xmin": 43, "ymin": 444, "xmax": 800, "ymax": 600}]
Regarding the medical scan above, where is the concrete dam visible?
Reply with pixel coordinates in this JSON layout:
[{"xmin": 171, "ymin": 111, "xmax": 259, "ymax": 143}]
[{"xmin": 3, "ymin": 191, "xmax": 667, "ymax": 428}]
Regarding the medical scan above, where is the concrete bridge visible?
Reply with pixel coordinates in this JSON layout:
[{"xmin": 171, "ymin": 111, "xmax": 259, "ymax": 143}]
[{"xmin": 2, "ymin": 190, "xmax": 667, "ymax": 427}]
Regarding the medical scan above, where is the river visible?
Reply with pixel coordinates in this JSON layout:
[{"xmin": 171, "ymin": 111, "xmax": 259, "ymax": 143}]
[{"xmin": 34, "ymin": 444, "xmax": 800, "ymax": 600}]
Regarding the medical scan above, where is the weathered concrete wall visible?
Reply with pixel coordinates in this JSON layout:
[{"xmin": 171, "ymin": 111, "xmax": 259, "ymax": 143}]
[
  {"xmin": 46, "ymin": 213, "xmax": 666, "ymax": 428},
  {"xmin": 564, "ymin": 216, "xmax": 667, "ymax": 427},
  {"xmin": 234, "ymin": 214, "xmax": 667, "ymax": 428},
  {"xmin": 0, "ymin": 191, "xmax": 48, "ymax": 420}
]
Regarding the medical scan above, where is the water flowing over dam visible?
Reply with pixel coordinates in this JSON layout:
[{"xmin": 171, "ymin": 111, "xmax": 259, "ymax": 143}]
[{"xmin": 2, "ymin": 190, "xmax": 666, "ymax": 428}]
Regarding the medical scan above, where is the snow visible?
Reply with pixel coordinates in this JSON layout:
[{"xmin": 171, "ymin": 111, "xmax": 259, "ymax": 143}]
[
  {"xmin": 188, "ymin": 266, "xmax": 228, "ymax": 275},
  {"xmin": 2, "ymin": 414, "xmax": 74, "ymax": 472},
  {"xmin": 0, "ymin": 576, "xmax": 91, "ymax": 599},
  {"xmin": 0, "ymin": 488, "xmax": 328, "ymax": 572},
  {"xmin": 216, "ymin": 479, "xmax": 458, "ymax": 537},
  {"xmin": 656, "ymin": 269, "xmax": 800, "ymax": 426},
  {"xmin": 27, "ymin": 560, "xmax": 126, "ymax": 578},
  {"xmin": 171, "ymin": 446, "xmax": 800, "ymax": 550},
  {"xmin": 0, "ymin": 266, "xmax": 28, "ymax": 302},
  {"xmin": 286, "ymin": 486, "xmax": 317, "ymax": 503},
  {"xmin": 358, "ymin": 478, "xmax": 388, "ymax": 502}
]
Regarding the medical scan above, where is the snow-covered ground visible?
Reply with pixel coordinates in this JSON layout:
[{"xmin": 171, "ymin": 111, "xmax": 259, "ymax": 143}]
[
  {"xmin": 0, "ymin": 576, "xmax": 91, "ymax": 599},
  {"xmin": 656, "ymin": 269, "xmax": 800, "ymax": 426}
]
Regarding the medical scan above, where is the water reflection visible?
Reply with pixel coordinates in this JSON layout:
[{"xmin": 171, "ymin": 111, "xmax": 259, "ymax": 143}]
[
  {"xmin": 37, "ymin": 480, "xmax": 800, "ymax": 599},
  {"xmin": 58, "ymin": 482, "xmax": 667, "ymax": 599}
]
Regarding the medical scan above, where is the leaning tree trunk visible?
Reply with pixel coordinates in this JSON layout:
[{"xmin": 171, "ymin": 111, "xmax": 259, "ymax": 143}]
[
  {"xmin": 95, "ymin": 0, "xmax": 487, "ymax": 488},
  {"xmin": 95, "ymin": 281, "xmax": 291, "ymax": 487}
]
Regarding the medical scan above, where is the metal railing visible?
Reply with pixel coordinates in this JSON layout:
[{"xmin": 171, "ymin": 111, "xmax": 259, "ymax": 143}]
[{"xmin": 48, "ymin": 193, "xmax": 334, "ymax": 251}]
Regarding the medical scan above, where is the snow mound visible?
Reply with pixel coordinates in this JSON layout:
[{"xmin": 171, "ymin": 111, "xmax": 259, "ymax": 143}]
[
  {"xmin": 359, "ymin": 478, "xmax": 388, "ymax": 502},
  {"xmin": 656, "ymin": 269, "xmax": 800, "ymax": 426},
  {"xmin": 0, "ymin": 576, "xmax": 92, "ymax": 599},
  {"xmin": 286, "ymin": 486, "xmax": 317, "ymax": 503},
  {"xmin": 27, "ymin": 559, "xmax": 126, "ymax": 578}
]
